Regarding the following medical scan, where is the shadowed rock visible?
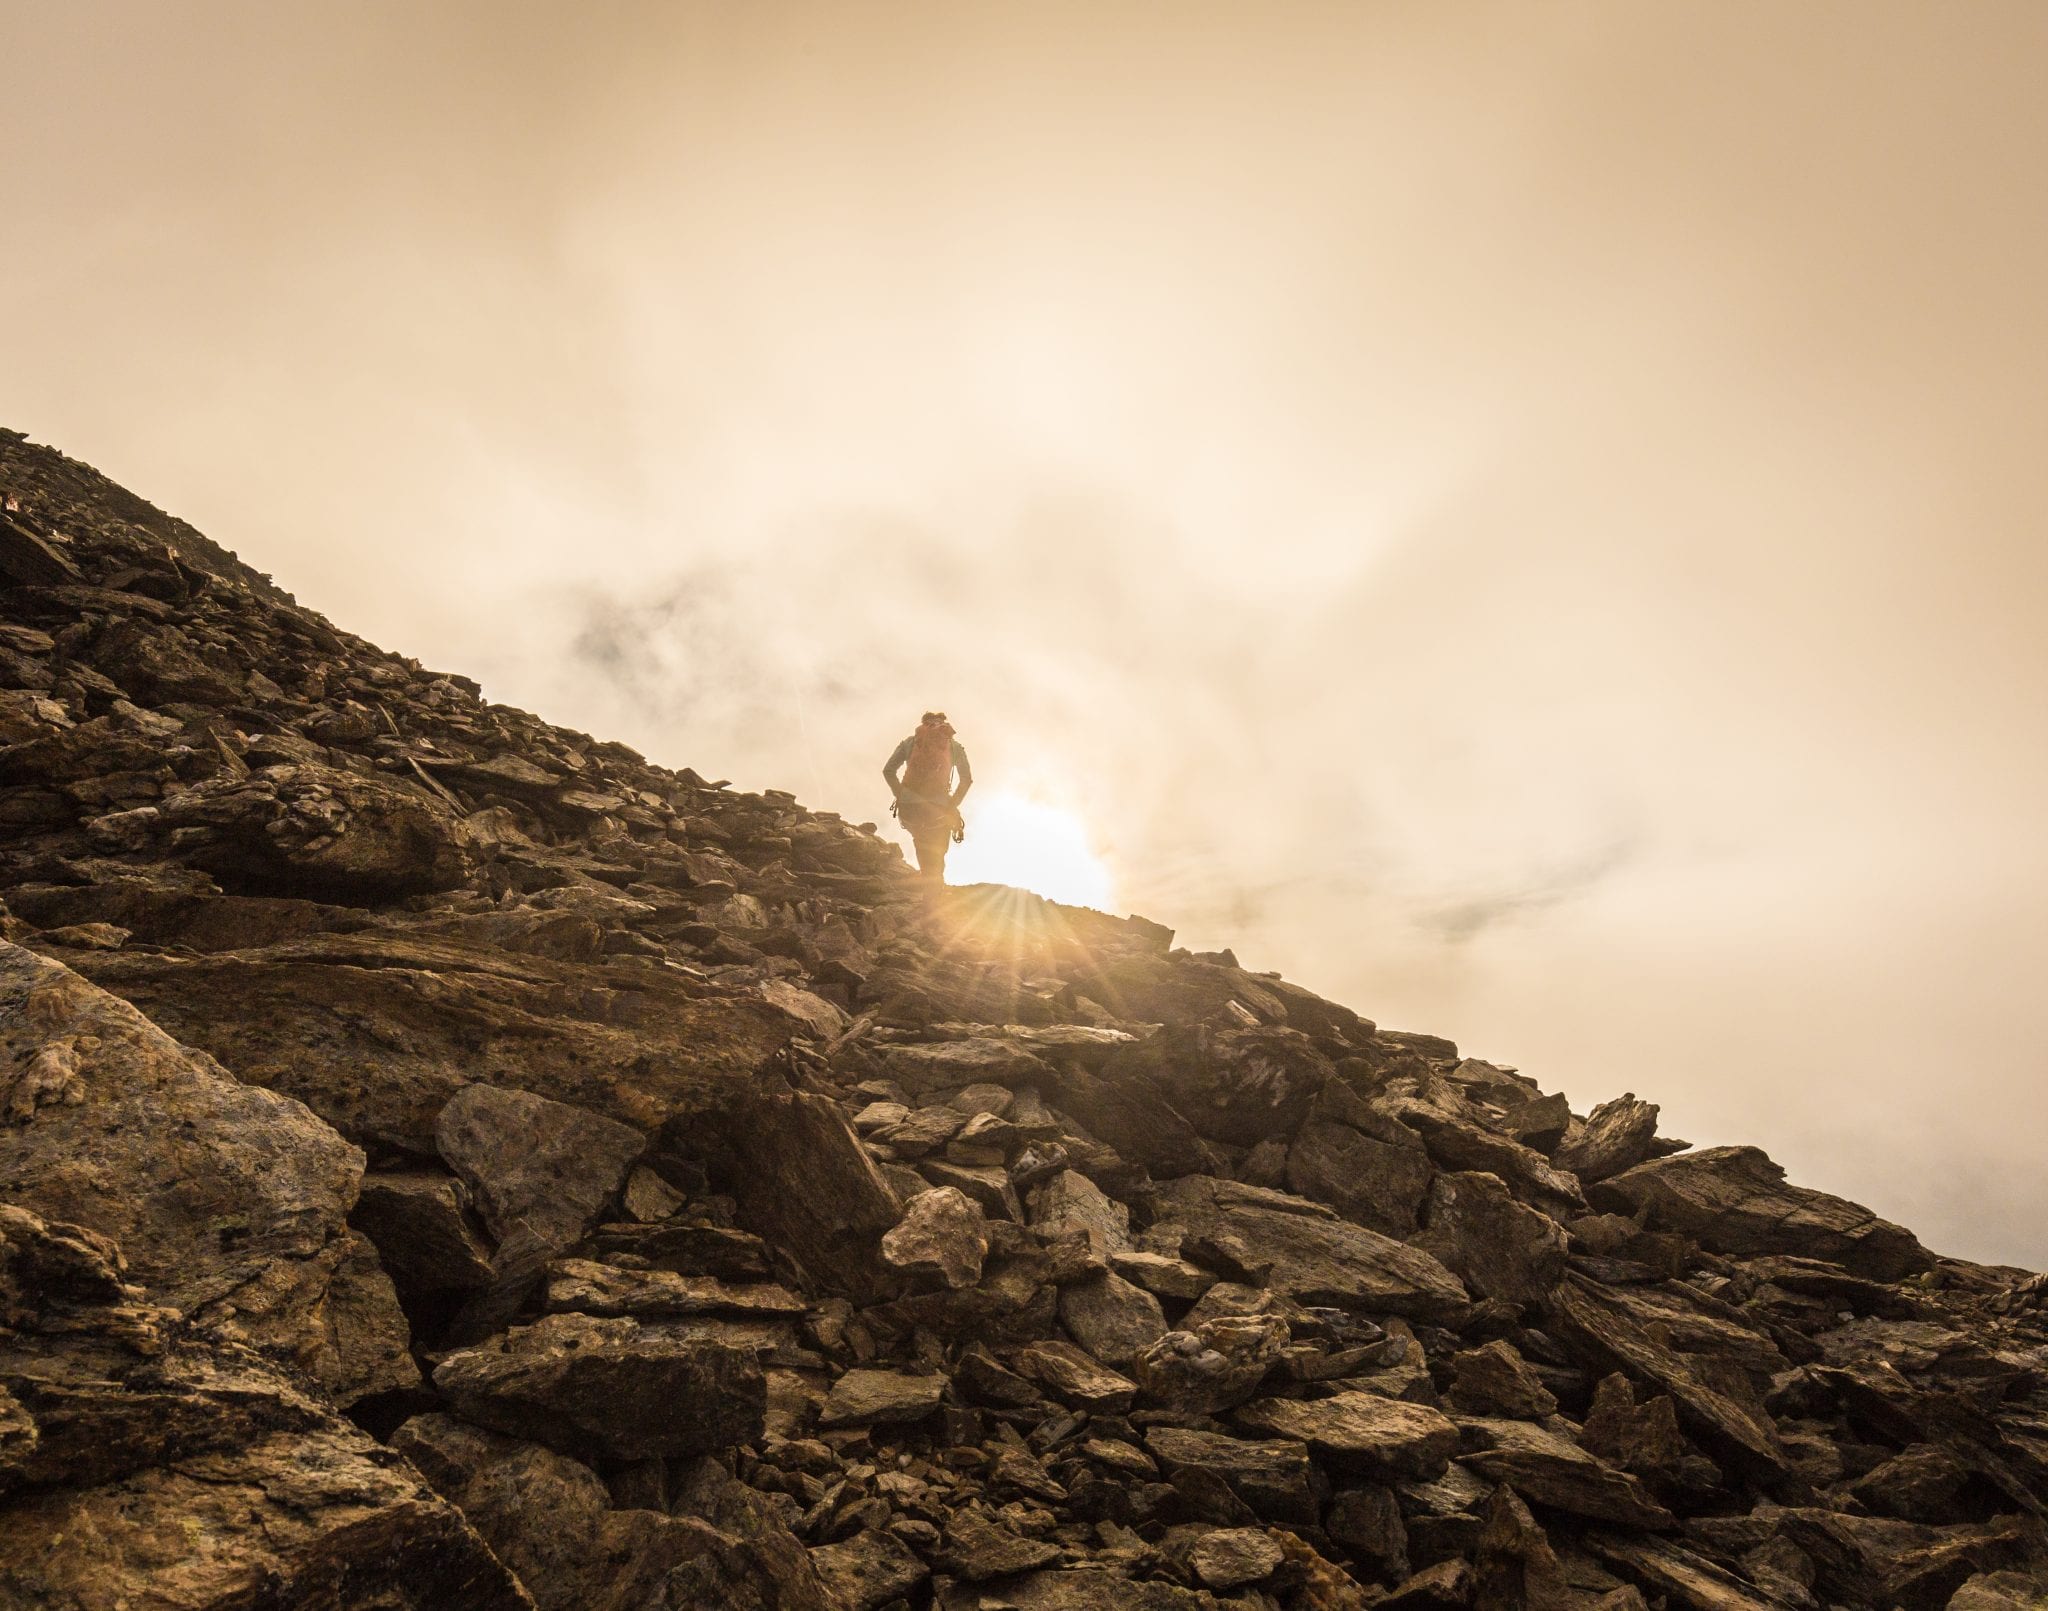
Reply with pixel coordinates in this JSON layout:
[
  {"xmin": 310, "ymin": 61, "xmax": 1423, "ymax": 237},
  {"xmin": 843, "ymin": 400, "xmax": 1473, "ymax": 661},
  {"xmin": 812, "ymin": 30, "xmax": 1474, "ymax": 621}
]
[
  {"xmin": 1416, "ymin": 1169, "xmax": 1570, "ymax": 1307},
  {"xmin": 1284, "ymin": 1077, "xmax": 1434, "ymax": 1236}
]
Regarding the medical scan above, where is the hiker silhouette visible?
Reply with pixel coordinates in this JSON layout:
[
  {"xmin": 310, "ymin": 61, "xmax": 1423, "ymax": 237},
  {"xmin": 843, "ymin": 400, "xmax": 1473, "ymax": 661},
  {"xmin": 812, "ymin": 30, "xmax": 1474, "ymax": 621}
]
[{"xmin": 884, "ymin": 711, "xmax": 973, "ymax": 882}]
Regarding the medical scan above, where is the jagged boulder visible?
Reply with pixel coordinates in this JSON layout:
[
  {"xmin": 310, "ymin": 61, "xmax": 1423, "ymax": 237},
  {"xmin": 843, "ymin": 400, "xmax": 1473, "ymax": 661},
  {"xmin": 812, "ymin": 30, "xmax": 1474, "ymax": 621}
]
[
  {"xmin": 881, "ymin": 1185, "xmax": 990, "ymax": 1288},
  {"xmin": 1284, "ymin": 1077, "xmax": 1434, "ymax": 1236},
  {"xmin": 1593, "ymin": 1145, "xmax": 1934, "ymax": 1280},
  {"xmin": 714, "ymin": 1087, "xmax": 904, "ymax": 1300},
  {"xmin": 1454, "ymin": 1417, "xmax": 1675, "ymax": 1528},
  {"xmin": 1553, "ymin": 1093, "xmax": 1667, "ymax": 1182},
  {"xmin": 0, "ymin": 942, "xmax": 409, "ymax": 1402}
]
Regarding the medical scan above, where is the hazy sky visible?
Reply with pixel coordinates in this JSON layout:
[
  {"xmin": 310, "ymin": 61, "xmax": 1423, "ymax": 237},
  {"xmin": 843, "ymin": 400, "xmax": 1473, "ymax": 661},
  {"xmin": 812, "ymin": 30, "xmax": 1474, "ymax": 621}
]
[{"xmin": 6, "ymin": 3, "xmax": 2046, "ymax": 1266}]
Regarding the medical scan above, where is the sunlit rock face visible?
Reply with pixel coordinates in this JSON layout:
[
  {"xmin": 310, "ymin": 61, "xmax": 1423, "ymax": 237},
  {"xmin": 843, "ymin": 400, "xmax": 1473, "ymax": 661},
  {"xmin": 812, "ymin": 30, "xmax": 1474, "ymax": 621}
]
[{"xmin": 2, "ymin": 427, "xmax": 2046, "ymax": 1609}]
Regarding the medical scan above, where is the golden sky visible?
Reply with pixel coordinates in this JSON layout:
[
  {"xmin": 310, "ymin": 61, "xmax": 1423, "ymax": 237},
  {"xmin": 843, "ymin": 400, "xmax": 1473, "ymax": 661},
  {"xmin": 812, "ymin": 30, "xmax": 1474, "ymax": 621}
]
[{"xmin": 6, "ymin": 2, "xmax": 2047, "ymax": 1265}]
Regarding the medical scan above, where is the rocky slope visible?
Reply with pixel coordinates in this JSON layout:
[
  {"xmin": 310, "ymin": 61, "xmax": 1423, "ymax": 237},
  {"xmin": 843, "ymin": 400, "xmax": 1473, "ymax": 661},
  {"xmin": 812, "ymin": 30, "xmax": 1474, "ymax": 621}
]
[{"xmin": 1, "ymin": 428, "xmax": 2044, "ymax": 1611}]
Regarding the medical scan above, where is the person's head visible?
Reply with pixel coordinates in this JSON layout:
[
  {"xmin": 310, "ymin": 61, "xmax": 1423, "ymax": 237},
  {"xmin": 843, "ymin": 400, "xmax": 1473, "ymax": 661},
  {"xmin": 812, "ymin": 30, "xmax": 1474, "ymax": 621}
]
[{"xmin": 921, "ymin": 710, "xmax": 948, "ymax": 727}]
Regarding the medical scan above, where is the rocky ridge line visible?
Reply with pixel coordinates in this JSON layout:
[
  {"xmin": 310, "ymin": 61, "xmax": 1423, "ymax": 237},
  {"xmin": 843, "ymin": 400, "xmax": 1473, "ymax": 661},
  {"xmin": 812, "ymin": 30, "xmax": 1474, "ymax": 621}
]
[{"xmin": 1, "ymin": 429, "xmax": 2045, "ymax": 1611}]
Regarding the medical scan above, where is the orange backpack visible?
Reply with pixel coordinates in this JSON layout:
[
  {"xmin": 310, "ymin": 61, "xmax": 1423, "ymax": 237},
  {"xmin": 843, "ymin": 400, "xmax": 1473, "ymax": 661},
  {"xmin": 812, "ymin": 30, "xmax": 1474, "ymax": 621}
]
[{"xmin": 903, "ymin": 718, "xmax": 954, "ymax": 801}]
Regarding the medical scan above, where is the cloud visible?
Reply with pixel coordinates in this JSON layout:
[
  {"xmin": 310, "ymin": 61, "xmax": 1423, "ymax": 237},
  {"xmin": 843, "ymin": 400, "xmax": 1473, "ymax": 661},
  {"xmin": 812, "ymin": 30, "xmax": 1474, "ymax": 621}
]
[{"xmin": 3, "ymin": 2, "xmax": 2046, "ymax": 1265}]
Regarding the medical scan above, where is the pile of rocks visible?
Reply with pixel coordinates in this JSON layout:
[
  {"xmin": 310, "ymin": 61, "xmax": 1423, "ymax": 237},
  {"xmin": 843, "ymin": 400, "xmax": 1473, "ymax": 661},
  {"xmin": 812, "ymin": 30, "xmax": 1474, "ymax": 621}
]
[{"xmin": 2, "ymin": 429, "xmax": 2045, "ymax": 1610}]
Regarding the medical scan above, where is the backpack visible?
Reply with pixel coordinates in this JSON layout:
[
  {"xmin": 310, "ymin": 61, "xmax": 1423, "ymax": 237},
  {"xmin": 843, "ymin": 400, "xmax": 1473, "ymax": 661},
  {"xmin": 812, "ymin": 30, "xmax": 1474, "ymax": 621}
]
[{"xmin": 903, "ymin": 718, "xmax": 954, "ymax": 801}]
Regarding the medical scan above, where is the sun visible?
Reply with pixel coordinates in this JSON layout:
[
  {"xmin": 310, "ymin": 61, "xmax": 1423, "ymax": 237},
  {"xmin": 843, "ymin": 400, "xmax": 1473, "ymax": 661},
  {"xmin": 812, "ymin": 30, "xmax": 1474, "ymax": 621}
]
[{"xmin": 945, "ymin": 791, "xmax": 1116, "ymax": 910}]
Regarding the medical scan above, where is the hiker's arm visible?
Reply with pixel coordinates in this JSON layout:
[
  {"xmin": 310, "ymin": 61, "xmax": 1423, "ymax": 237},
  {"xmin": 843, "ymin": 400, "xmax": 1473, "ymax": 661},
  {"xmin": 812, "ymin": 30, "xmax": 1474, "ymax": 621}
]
[
  {"xmin": 951, "ymin": 744, "xmax": 973, "ymax": 806},
  {"xmin": 883, "ymin": 739, "xmax": 908, "ymax": 797}
]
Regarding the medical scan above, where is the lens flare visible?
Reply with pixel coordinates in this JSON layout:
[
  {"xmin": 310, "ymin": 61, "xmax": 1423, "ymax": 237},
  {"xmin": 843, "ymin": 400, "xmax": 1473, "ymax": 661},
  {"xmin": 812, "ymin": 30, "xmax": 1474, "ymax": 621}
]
[{"xmin": 944, "ymin": 790, "xmax": 1114, "ymax": 910}]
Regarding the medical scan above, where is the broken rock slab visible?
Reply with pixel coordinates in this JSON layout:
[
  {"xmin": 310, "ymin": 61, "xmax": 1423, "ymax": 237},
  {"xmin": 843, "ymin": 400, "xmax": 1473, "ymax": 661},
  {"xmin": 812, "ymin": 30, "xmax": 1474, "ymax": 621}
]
[
  {"xmin": 1058, "ymin": 1267, "xmax": 1168, "ymax": 1368},
  {"xmin": 1283, "ymin": 1076, "xmax": 1434, "ymax": 1236},
  {"xmin": 714, "ymin": 1087, "xmax": 903, "ymax": 1302},
  {"xmin": 880, "ymin": 1035, "xmax": 1054, "ymax": 1097},
  {"xmin": 1552, "ymin": 1093, "xmax": 1667, "ymax": 1183},
  {"xmin": 433, "ymin": 1311, "xmax": 765, "ymax": 1460},
  {"xmin": 1376, "ymin": 1090, "xmax": 1587, "ymax": 1219},
  {"xmin": 1547, "ymin": 1275, "xmax": 1792, "ymax": 1482},
  {"xmin": 1015, "ymin": 1339, "xmax": 1139, "ymax": 1413},
  {"xmin": 1031, "ymin": 1167, "xmax": 1132, "ymax": 1256},
  {"xmin": 810, "ymin": 1526, "xmax": 930, "ymax": 1611},
  {"xmin": 435, "ymin": 1080, "xmax": 645, "ymax": 1255},
  {"xmin": 1142, "ymin": 1424, "xmax": 1324, "ymax": 1526},
  {"xmin": 1110, "ymin": 1248, "xmax": 1216, "ymax": 1301},
  {"xmin": 1100, "ymin": 1023, "xmax": 1334, "ymax": 1148},
  {"xmin": 938, "ymin": 1503, "xmax": 1066, "ymax": 1580},
  {"xmin": 542, "ymin": 1258, "xmax": 806, "ymax": 1320},
  {"xmin": 1455, "ymin": 1417, "xmax": 1676, "ymax": 1529},
  {"xmin": 1191, "ymin": 1526, "xmax": 1285, "ymax": 1588},
  {"xmin": 351, "ymin": 1168, "xmax": 495, "ymax": 1292},
  {"xmin": 1446, "ymin": 1339, "xmax": 1558, "ymax": 1420}
]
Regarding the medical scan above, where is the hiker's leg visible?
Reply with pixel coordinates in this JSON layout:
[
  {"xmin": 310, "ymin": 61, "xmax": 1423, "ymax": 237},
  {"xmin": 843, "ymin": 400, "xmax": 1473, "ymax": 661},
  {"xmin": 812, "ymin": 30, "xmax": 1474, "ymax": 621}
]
[{"xmin": 912, "ymin": 828, "xmax": 946, "ymax": 879}]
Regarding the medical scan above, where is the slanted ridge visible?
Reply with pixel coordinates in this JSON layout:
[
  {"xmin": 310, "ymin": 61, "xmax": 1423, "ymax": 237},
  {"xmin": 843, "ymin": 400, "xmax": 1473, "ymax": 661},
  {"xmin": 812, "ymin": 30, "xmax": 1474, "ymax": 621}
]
[{"xmin": 1, "ymin": 428, "xmax": 2044, "ymax": 1611}]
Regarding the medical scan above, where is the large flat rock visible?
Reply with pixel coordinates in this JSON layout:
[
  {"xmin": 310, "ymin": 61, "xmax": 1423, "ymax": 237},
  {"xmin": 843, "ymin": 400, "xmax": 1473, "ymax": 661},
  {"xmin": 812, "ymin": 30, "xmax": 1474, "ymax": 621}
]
[
  {"xmin": 433, "ymin": 1312, "xmax": 765, "ymax": 1460},
  {"xmin": 1234, "ymin": 1390, "xmax": 1459, "ymax": 1479},
  {"xmin": 1152, "ymin": 1175, "xmax": 1469, "ymax": 1322},
  {"xmin": 71, "ymin": 932, "xmax": 798, "ymax": 1152}
]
